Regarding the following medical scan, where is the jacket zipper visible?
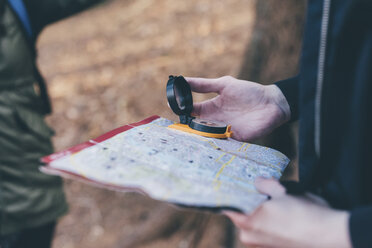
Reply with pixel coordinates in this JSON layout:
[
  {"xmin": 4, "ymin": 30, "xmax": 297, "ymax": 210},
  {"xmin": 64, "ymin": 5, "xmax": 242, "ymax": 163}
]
[{"xmin": 315, "ymin": 0, "xmax": 331, "ymax": 157}]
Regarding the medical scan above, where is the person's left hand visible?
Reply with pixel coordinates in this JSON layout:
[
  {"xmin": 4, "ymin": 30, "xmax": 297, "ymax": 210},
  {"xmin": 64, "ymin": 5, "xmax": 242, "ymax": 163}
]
[{"xmin": 224, "ymin": 178, "xmax": 352, "ymax": 248}]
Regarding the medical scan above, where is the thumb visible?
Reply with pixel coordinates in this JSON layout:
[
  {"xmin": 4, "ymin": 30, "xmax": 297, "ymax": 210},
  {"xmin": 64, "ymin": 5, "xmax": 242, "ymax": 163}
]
[
  {"xmin": 191, "ymin": 98, "xmax": 219, "ymax": 117},
  {"xmin": 185, "ymin": 77, "xmax": 225, "ymax": 94},
  {"xmin": 254, "ymin": 177, "xmax": 286, "ymax": 198}
]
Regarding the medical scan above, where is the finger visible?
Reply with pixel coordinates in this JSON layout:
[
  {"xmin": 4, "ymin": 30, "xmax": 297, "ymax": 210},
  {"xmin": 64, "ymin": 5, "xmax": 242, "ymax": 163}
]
[
  {"xmin": 239, "ymin": 231, "xmax": 262, "ymax": 248},
  {"xmin": 225, "ymin": 212, "xmax": 268, "ymax": 248},
  {"xmin": 192, "ymin": 102, "xmax": 204, "ymax": 117},
  {"xmin": 223, "ymin": 211, "xmax": 251, "ymax": 229},
  {"xmin": 191, "ymin": 97, "xmax": 219, "ymax": 117},
  {"xmin": 185, "ymin": 77, "xmax": 225, "ymax": 93},
  {"xmin": 255, "ymin": 177, "xmax": 286, "ymax": 198}
]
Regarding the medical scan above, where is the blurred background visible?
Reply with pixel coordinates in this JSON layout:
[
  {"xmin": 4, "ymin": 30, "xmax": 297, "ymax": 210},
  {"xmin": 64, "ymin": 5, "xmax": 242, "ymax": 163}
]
[{"xmin": 37, "ymin": 0, "xmax": 305, "ymax": 247}]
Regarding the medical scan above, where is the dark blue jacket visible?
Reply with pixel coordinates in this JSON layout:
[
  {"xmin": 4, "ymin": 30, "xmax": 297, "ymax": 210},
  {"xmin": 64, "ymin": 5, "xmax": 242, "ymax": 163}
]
[{"xmin": 276, "ymin": 0, "xmax": 372, "ymax": 247}]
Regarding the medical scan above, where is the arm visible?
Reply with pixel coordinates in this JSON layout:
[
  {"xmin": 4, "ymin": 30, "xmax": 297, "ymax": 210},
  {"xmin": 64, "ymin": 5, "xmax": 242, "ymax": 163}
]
[
  {"xmin": 275, "ymin": 76, "xmax": 299, "ymax": 122},
  {"xmin": 24, "ymin": 0, "xmax": 104, "ymax": 35},
  {"xmin": 350, "ymin": 207, "xmax": 372, "ymax": 248},
  {"xmin": 185, "ymin": 76, "xmax": 291, "ymax": 141}
]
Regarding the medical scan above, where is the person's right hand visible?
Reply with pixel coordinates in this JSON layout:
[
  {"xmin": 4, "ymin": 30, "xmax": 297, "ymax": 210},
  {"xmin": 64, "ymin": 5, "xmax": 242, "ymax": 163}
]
[{"xmin": 185, "ymin": 76, "xmax": 291, "ymax": 142}]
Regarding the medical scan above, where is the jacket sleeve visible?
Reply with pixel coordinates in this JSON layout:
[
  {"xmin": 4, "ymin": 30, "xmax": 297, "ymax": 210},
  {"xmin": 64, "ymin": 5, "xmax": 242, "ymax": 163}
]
[
  {"xmin": 349, "ymin": 207, "xmax": 372, "ymax": 248},
  {"xmin": 274, "ymin": 76, "xmax": 299, "ymax": 122},
  {"xmin": 24, "ymin": 0, "xmax": 104, "ymax": 36}
]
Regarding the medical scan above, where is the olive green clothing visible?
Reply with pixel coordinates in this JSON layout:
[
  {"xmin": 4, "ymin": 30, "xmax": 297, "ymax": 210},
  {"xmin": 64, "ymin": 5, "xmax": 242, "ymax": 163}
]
[{"xmin": 0, "ymin": 0, "xmax": 101, "ymax": 235}]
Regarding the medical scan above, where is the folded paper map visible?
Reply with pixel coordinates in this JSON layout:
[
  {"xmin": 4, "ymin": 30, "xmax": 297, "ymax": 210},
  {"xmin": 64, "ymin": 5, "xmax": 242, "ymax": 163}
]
[{"xmin": 41, "ymin": 116, "xmax": 289, "ymax": 213}]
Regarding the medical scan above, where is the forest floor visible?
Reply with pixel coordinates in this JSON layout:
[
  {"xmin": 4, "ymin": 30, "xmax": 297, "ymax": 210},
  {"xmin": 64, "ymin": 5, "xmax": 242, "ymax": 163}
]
[{"xmin": 37, "ymin": 0, "xmax": 255, "ymax": 247}]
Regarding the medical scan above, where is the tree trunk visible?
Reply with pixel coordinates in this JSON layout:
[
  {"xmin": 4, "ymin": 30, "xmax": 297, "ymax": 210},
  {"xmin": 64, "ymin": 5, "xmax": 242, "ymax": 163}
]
[{"xmin": 238, "ymin": 0, "xmax": 306, "ymax": 181}]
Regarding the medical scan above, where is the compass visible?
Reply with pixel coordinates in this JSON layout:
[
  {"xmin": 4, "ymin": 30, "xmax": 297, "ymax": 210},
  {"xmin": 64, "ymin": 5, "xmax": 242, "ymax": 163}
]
[{"xmin": 166, "ymin": 75, "xmax": 232, "ymax": 139}]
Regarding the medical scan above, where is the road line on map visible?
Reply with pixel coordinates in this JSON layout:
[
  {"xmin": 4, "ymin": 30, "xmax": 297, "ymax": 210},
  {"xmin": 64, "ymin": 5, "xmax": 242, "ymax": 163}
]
[
  {"xmin": 243, "ymin": 143, "xmax": 251, "ymax": 151},
  {"xmin": 213, "ymin": 155, "xmax": 236, "ymax": 189},
  {"xmin": 237, "ymin": 143, "xmax": 246, "ymax": 152},
  {"xmin": 215, "ymin": 152, "xmax": 226, "ymax": 162}
]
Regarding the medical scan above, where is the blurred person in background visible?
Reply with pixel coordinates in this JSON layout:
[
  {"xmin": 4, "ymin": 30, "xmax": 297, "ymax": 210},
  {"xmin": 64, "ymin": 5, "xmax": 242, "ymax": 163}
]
[
  {"xmin": 186, "ymin": 0, "xmax": 371, "ymax": 247},
  {"xmin": 0, "ymin": 1, "xmax": 104, "ymax": 247}
]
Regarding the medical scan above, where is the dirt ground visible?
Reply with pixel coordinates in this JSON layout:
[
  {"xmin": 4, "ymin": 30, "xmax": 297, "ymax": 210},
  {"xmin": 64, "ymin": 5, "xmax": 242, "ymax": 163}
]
[{"xmin": 37, "ymin": 0, "xmax": 256, "ymax": 247}]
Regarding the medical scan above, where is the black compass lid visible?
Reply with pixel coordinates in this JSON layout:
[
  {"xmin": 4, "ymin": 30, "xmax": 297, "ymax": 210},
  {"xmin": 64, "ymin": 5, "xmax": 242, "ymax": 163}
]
[{"xmin": 166, "ymin": 75, "xmax": 194, "ymax": 124}]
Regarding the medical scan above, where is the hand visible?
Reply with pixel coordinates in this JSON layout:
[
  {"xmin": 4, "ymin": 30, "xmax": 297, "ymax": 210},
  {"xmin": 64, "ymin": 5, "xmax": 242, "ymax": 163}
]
[
  {"xmin": 185, "ymin": 76, "xmax": 290, "ymax": 141},
  {"xmin": 224, "ymin": 179, "xmax": 352, "ymax": 248}
]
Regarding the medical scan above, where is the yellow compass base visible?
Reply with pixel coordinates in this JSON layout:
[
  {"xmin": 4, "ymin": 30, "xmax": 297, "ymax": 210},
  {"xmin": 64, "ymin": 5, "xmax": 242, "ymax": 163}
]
[{"xmin": 168, "ymin": 123, "xmax": 232, "ymax": 139}]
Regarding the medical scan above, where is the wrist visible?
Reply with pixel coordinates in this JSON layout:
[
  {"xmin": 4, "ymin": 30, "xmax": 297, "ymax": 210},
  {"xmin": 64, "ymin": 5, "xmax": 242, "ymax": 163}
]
[
  {"xmin": 265, "ymin": 84, "xmax": 291, "ymax": 124},
  {"xmin": 310, "ymin": 210, "xmax": 351, "ymax": 248},
  {"xmin": 329, "ymin": 211, "xmax": 352, "ymax": 248}
]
